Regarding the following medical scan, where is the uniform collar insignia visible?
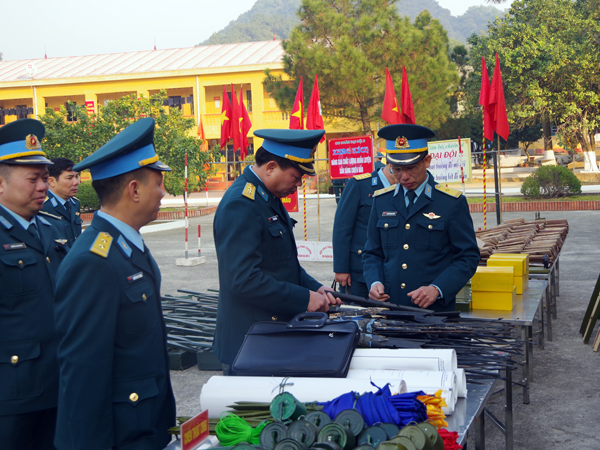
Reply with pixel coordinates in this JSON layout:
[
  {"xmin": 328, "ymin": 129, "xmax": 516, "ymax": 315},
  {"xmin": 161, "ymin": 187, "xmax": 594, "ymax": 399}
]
[
  {"xmin": 117, "ymin": 235, "xmax": 132, "ymax": 258},
  {"xmin": 51, "ymin": 197, "xmax": 58, "ymax": 207},
  {"xmin": 38, "ymin": 216, "xmax": 51, "ymax": 226},
  {"xmin": 372, "ymin": 177, "xmax": 378, "ymax": 186},
  {"xmin": 258, "ymin": 186, "xmax": 269, "ymax": 202},
  {"xmin": 424, "ymin": 212, "xmax": 441, "ymax": 219},
  {"xmin": 425, "ymin": 184, "xmax": 432, "ymax": 198},
  {"xmin": 0, "ymin": 216, "xmax": 12, "ymax": 230},
  {"xmin": 393, "ymin": 184, "xmax": 401, "ymax": 197}
]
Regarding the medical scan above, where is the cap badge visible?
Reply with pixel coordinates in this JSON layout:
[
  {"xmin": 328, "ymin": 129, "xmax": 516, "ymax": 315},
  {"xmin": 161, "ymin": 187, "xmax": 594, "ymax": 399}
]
[
  {"xmin": 25, "ymin": 134, "xmax": 41, "ymax": 150},
  {"xmin": 395, "ymin": 136, "xmax": 410, "ymax": 149},
  {"xmin": 424, "ymin": 212, "xmax": 441, "ymax": 219}
]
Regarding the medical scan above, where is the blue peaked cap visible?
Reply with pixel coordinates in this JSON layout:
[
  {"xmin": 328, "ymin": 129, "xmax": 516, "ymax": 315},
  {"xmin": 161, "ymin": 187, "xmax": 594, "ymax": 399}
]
[
  {"xmin": 74, "ymin": 118, "xmax": 171, "ymax": 180},
  {"xmin": 254, "ymin": 128, "xmax": 325, "ymax": 176},
  {"xmin": 0, "ymin": 119, "xmax": 52, "ymax": 165},
  {"xmin": 378, "ymin": 124, "xmax": 435, "ymax": 166}
]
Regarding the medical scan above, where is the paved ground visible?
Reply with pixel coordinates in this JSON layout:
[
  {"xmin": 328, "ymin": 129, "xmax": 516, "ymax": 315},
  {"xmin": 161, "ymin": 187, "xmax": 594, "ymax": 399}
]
[{"xmin": 142, "ymin": 196, "xmax": 600, "ymax": 450}]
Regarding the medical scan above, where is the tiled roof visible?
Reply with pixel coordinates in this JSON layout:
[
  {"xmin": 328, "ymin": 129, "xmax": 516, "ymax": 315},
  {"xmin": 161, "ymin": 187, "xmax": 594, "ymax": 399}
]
[{"xmin": 0, "ymin": 41, "xmax": 284, "ymax": 83}]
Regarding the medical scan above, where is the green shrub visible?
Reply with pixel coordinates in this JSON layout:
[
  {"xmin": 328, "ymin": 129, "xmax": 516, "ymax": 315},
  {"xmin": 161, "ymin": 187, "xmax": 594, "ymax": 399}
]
[
  {"xmin": 76, "ymin": 180, "xmax": 101, "ymax": 211},
  {"xmin": 521, "ymin": 165, "xmax": 582, "ymax": 198}
]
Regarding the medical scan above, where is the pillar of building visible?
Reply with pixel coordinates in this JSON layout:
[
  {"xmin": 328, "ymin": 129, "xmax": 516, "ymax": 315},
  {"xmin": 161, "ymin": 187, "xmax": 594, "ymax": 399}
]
[{"xmin": 84, "ymin": 93, "xmax": 98, "ymax": 115}]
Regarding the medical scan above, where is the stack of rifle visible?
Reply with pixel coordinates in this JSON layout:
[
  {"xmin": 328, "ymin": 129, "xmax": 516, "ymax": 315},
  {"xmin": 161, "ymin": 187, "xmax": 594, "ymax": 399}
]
[{"xmin": 476, "ymin": 218, "xmax": 569, "ymax": 267}]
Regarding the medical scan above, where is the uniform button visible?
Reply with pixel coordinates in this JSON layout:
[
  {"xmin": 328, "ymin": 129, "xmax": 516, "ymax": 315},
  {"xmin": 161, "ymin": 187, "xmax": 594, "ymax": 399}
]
[
  {"xmin": 428, "ymin": 225, "xmax": 433, "ymax": 230},
  {"xmin": 405, "ymin": 224, "xmax": 411, "ymax": 230},
  {"xmin": 272, "ymin": 316, "xmax": 278, "ymax": 321},
  {"xmin": 403, "ymin": 244, "xmax": 409, "ymax": 250},
  {"xmin": 280, "ymin": 231, "xmax": 283, "ymax": 236},
  {"xmin": 11, "ymin": 355, "xmax": 18, "ymax": 364},
  {"xmin": 46, "ymin": 257, "xmax": 51, "ymax": 263},
  {"xmin": 384, "ymin": 223, "xmax": 389, "ymax": 229},
  {"xmin": 18, "ymin": 260, "xmax": 23, "ymax": 267},
  {"xmin": 358, "ymin": 250, "xmax": 362, "ymax": 255},
  {"xmin": 402, "ymin": 263, "xmax": 407, "ymax": 269},
  {"xmin": 142, "ymin": 294, "xmax": 147, "ymax": 301},
  {"xmin": 401, "ymin": 283, "xmax": 406, "ymax": 289},
  {"xmin": 130, "ymin": 393, "xmax": 139, "ymax": 402}
]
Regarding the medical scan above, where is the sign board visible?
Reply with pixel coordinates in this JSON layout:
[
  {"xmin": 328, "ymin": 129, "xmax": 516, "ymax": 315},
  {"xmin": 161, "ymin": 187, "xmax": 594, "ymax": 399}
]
[
  {"xmin": 297, "ymin": 241, "xmax": 333, "ymax": 262},
  {"xmin": 315, "ymin": 242, "xmax": 333, "ymax": 262},
  {"xmin": 329, "ymin": 135, "xmax": 374, "ymax": 179},
  {"xmin": 85, "ymin": 101, "xmax": 95, "ymax": 116},
  {"xmin": 427, "ymin": 138, "xmax": 472, "ymax": 184},
  {"xmin": 282, "ymin": 191, "xmax": 299, "ymax": 212},
  {"xmin": 181, "ymin": 410, "xmax": 210, "ymax": 450}
]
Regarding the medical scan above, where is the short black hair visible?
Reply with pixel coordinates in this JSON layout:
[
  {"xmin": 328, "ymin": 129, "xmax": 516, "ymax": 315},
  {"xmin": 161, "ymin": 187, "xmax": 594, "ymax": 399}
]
[
  {"xmin": 0, "ymin": 163, "xmax": 15, "ymax": 180},
  {"xmin": 49, "ymin": 158, "xmax": 75, "ymax": 178},
  {"xmin": 254, "ymin": 147, "xmax": 295, "ymax": 171},
  {"xmin": 92, "ymin": 168, "xmax": 150, "ymax": 207}
]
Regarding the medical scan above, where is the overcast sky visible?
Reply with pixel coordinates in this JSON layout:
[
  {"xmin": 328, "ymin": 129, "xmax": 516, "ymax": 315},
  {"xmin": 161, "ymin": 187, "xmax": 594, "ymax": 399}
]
[{"xmin": 1, "ymin": 0, "xmax": 510, "ymax": 62}]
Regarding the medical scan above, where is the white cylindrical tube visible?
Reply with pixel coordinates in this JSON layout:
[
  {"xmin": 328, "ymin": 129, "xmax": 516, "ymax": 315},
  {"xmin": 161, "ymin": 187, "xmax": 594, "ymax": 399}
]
[
  {"xmin": 455, "ymin": 368, "xmax": 467, "ymax": 398},
  {"xmin": 350, "ymin": 349, "xmax": 457, "ymax": 372}
]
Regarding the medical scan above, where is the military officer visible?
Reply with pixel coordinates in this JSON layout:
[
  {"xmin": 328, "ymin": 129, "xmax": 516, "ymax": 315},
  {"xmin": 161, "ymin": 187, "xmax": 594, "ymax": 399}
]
[
  {"xmin": 53, "ymin": 118, "xmax": 175, "ymax": 450},
  {"xmin": 213, "ymin": 129, "xmax": 341, "ymax": 368},
  {"xmin": 41, "ymin": 157, "xmax": 82, "ymax": 245},
  {"xmin": 332, "ymin": 162, "xmax": 397, "ymax": 298},
  {"xmin": 374, "ymin": 151, "xmax": 385, "ymax": 170},
  {"xmin": 0, "ymin": 119, "xmax": 69, "ymax": 449},
  {"xmin": 362, "ymin": 124, "xmax": 479, "ymax": 312}
]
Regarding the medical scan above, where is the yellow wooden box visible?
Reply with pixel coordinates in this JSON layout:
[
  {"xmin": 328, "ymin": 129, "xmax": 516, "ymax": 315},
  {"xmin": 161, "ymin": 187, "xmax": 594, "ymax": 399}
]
[
  {"xmin": 488, "ymin": 253, "xmax": 529, "ymax": 277},
  {"xmin": 514, "ymin": 276, "xmax": 529, "ymax": 295},
  {"xmin": 471, "ymin": 266, "xmax": 515, "ymax": 292},
  {"xmin": 472, "ymin": 287, "xmax": 516, "ymax": 311}
]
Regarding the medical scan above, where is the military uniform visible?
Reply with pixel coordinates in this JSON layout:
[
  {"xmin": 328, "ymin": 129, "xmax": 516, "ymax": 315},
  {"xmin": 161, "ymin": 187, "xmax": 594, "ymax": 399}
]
[
  {"xmin": 213, "ymin": 166, "xmax": 323, "ymax": 365},
  {"xmin": 41, "ymin": 191, "xmax": 82, "ymax": 246},
  {"xmin": 332, "ymin": 170, "xmax": 385, "ymax": 298},
  {"xmin": 362, "ymin": 172, "xmax": 480, "ymax": 311}
]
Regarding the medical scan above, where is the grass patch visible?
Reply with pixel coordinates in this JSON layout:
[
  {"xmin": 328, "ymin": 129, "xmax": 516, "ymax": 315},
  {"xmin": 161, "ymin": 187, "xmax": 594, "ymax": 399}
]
[{"xmin": 467, "ymin": 194, "xmax": 600, "ymax": 203}]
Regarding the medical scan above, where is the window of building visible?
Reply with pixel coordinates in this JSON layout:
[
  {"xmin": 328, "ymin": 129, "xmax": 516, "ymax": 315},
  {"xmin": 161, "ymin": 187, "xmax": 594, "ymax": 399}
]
[
  {"xmin": 246, "ymin": 89, "xmax": 252, "ymax": 113},
  {"xmin": 66, "ymin": 102, "xmax": 77, "ymax": 122}
]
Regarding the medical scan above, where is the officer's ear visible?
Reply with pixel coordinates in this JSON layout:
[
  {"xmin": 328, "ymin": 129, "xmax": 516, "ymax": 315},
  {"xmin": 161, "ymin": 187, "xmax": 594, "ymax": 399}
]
[
  {"xmin": 48, "ymin": 176, "xmax": 58, "ymax": 189},
  {"xmin": 423, "ymin": 154, "xmax": 432, "ymax": 169},
  {"xmin": 265, "ymin": 160, "xmax": 279, "ymax": 175}
]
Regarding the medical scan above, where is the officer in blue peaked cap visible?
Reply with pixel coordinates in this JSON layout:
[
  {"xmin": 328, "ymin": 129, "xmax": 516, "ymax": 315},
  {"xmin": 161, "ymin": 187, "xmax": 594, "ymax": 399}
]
[
  {"xmin": 52, "ymin": 117, "xmax": 176, "ymax": 450},
  {"xmin": 362, "ymin": 123, "xmax": 480, "ymax": 312},
  {"xmin": 212, "ymin": 128, "xmax": 342, "ymax": 370},
  {"xmin": 0, "ymin": 119, "xmax": 70, "ymax": 449}
]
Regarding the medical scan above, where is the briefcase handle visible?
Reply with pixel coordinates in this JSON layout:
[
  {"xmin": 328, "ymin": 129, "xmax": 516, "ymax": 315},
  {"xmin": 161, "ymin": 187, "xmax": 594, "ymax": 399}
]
[{"xmin": 287, "ymin": 312, "xmax": 328, "ymax": 328}]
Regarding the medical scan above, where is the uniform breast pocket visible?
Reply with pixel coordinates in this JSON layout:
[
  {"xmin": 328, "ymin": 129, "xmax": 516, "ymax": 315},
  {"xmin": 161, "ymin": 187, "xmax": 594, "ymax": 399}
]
[
  {"xmin": 112, "ymin": 376, "xmax": 159, "ymax": 444},
  {"xmin": 0, "ymin": 252, "xmax": 40, "ymax": 298},
  {"xmin": 263, "ymin": 222, "xmax": 291, "ymax": 261},
  {"xmin": 122, "ymin": 280, "xmax": 158, "ymax": 334},
  {"xmin": 415, "ymin": 219, "xmax": 447, "ymax": 251},
  {"xmin": 376, "ymin": 218, "xmax": 400, "ymax": 249},
  {"xmin": 0, "ymin": 340, "xmax": 43, "ymax": 401}
]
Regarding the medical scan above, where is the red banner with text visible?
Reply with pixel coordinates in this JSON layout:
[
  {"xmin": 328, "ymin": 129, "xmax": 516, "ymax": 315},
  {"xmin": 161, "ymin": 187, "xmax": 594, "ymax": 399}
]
[{"xmin": 329, "ymin": 135, "xmax": 374, "ymax": 179}]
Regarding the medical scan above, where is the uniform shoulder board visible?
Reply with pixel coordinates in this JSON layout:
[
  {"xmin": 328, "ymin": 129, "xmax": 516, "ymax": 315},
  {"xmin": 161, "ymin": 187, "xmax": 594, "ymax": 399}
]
[
  {"xmin": 435, "ymin": 185, "xmax": 462, "ymax": 198},
  {"xmin": 354, "ymin": 173, "xmax": 372, "ymax": 180},
  {"xmin": 374, "ymin": 184, "xmax": 396, "ymax": 197},
  {"xmin": 44, "ymin": 196, "xmax": 50, "ymax": 203},
  {"xmin": 38, "ymin": 210, "xmax": 63, "ymax": 220},
  {"xmin": 90, "ymin": 232, "xmax": 113, "ymax": 258},
  {"xmin": 242, "ymin": 182, "xmax": 256, "ymax": 200}
]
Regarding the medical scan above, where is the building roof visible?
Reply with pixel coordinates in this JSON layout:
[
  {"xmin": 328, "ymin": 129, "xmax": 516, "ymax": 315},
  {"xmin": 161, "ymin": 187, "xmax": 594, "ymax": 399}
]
[{"xmin": 0, "ymin": 41, "xmax": 284, "ymax": 83}]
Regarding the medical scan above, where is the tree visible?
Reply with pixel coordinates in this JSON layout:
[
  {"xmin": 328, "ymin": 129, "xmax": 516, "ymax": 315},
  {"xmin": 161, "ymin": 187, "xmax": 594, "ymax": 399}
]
[
  {"xmin": 467, "ymin": 0, "xmax": 600, "ymax": 153},
  {"xmin": 40, "ymin": 92, "xmax": 219, "ymax": 196},
  {"xmin": 264, "ymin": 0, "xmax": 459, "ymax": 134}
]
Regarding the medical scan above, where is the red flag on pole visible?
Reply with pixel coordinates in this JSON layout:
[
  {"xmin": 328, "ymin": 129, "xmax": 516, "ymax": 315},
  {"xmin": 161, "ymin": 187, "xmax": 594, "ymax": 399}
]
[
  {"xmin": 230, "ymin": 83, "xmax": 241, "ymax": 150},
  {"xmin": 479, "ymin": 57, "xmax": 494, "ymax": 141},
  {"xmin": 382, "ymin": 67, "xmax": 402, "ymax": 124},
  {"xmin": 198, "ymin": 115, "xmax": 208, "ymax": 151},
  {"xmin": 489, "ymin": 53, "xmax": 510, "ymax": 140},
  {"xmin": 306, "ymin": 74, "xmax": 325, "ymax": 143},
  {"xmin": 220, "ymin": 85, "xmax": 232, "ymax": 149},
  {"xmin": 289, "ymin": 76, "xmax": 304, "ymax": 129},
  {"xmin": 239, "ymin": 86, "xmax": 252, "ymax": 160},
  {"xmin": 400, "ymin": 66, "xmax": 416, "ymax": 125}
]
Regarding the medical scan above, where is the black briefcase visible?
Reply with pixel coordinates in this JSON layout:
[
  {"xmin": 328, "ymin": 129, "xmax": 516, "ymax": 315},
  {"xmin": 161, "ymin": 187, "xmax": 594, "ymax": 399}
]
[{"xmin": 231, "ymin": 312, "xmax": 360, "ymax": 377}]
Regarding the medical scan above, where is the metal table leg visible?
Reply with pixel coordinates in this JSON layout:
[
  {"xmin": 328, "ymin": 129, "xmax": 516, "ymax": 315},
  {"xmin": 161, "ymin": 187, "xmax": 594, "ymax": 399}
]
[
  {"xmin": 505, "ymin": 368, "xmax": 513, "ymax": 450},
  {"xmin": 475, "ymin": 413, "xmax": 486, "ymax": 450},
  {"xmin": 538, "ymin": 292, "xmax": 545, "ymax": 350},
  {"xmin": 545, "ymin": 281, "xmax": 553, "ymax": 342},
  {"xmin": 523, "ymin": 325, "xmax": 532, "ymax": 404},
  {"xmin": 550, "ymin": 264, "xmax": 557, "ymax": 319}
]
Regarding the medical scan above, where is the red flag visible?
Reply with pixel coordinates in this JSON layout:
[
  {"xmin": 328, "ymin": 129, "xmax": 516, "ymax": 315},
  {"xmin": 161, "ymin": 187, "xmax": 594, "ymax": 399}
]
[
  {"xmin": 220, "ymin": 85, "xmax": 232, "ymax": 149},
  {"xmin": 479, "ymin": 57, "xmax": 494, "ymax": 141},
  {"xmin": 489, "ymin": 53, "xmax": 510, "ymax": 140},
  {"xmin": 306, "ymin": 74, "xmax": 325, "ymax": 143},
  {"xmin": 230, "ymin": 84, "xmax": 241, "ymax": 150},
  {"xmin": 400, "ymin": 66, "xmax": 416, "ymax": 125},
  {"xmin": 198, "ymin": 115, "xmax": 208, "ymax": 151},
  {"xmin": 289, "ymin": 76, "xmax": 304, "ymax": 129},
  {"xmin": 382, "ymin": 68, "xmax": 402, "ymax": 124},
  {"xmin": 239, "ymin": 86, "xmax": 252, "ymax": 160}
]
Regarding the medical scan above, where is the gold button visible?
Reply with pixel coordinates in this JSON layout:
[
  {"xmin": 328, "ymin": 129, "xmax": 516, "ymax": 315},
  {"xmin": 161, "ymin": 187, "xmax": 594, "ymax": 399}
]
[
  {"xmin": 358, "ymin": 250, "xmax": 362, "ymax": 255},
  {"xmin": 130, "ymin": 393, "xmax": 139, "ymax": 402},
  {"xmin": 272, "ymin": 316, "xmax": 278, "ymax": 321},
  {"xmin": 11, "ymin": 355, "xmax": 18, "ymax": 364},
  {"xmin": 384, "ymin": 223, "xmax": 389, "ymax": 229},
  {"xmin": 403, "ymin": 244, "xmax": 409, "ymax": 250},
  {"xmin": 405, "ymin": 224, "xmax": 411, "ymax": 229},
  {"xmin": 428, "ymin": 225, "xmax": 433, "ymax": 230},
  {"xmin": 46, "ymin": 257, "xmax": 51, "ymax": 263},
  {"xmin": 18, "ymin": 260, "xmax": 23, "ymax": 267},
  {"xmin": 142, "ymin": 294, "xmax": 147, "ymax": 301},
  {"xmin": 402, "ymin": 263, "xmax": 407, "ymax": 269},
  {"xmin": 401, "ymin": 283, "xmax": 406, "ymax": 289}
]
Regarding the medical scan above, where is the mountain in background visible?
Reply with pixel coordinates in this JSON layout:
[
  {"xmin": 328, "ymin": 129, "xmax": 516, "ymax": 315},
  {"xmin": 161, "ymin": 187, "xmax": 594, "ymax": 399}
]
[{"xmin": 200, "ymin": 0, "xmax": 504, "ymax": 46}]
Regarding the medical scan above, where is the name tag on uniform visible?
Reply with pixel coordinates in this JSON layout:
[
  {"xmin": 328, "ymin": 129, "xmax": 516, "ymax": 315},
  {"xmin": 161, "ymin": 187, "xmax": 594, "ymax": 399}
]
[
  {"xmin": 382, "ymin": 211, "xmax": 398, "ymax": 217},
  {"xmin": 3, "ymin": 243, "xmax": 26, "ymax": 250},
  {"xmin": 127, "ymin": 272, "xmax": 144, "ymax": 284},
  {"xmin": 268, "ymin": 215, "xmax": 279, "ymax": 224}
]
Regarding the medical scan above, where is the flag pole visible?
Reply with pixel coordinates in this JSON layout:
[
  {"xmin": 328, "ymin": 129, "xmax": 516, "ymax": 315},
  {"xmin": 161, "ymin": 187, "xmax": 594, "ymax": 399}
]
[
  {"xmin": 303, "ymin": 176, "xmax": 307, "ymax": 241},
  {"xmin": 497, "ymin": 134, "xmax": 503, "ymax": 223},
  {"xmin": 483, "ymin": 121, "xmax": 487, "ymax": 230}
]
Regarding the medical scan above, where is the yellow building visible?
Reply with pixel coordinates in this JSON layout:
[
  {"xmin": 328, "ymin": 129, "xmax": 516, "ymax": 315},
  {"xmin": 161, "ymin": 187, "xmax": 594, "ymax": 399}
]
[{"xmin": 0, "ymin": 41, "xmax": 362, "ymax": 186}]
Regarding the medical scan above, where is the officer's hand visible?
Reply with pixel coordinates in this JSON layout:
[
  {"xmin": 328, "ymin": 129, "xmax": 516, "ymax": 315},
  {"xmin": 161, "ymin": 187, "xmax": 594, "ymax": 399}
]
[
  {"xmin": 308, "ymin": 290, "xmax": 330, "ymax": 312},
  {"xmin": 408, "ymin": 285, "xmax": 439, "ymax": 309},
  {"xmin": 335, "ymin": 273, "xmax": 352, "ymax": 287},
  {"xmin": 317, "ymin": 286, "xmax": 343, "ymax": 306},
  {"xmin": 369, "ymin": 282, "xmax": 390, "ymax": 301}
]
